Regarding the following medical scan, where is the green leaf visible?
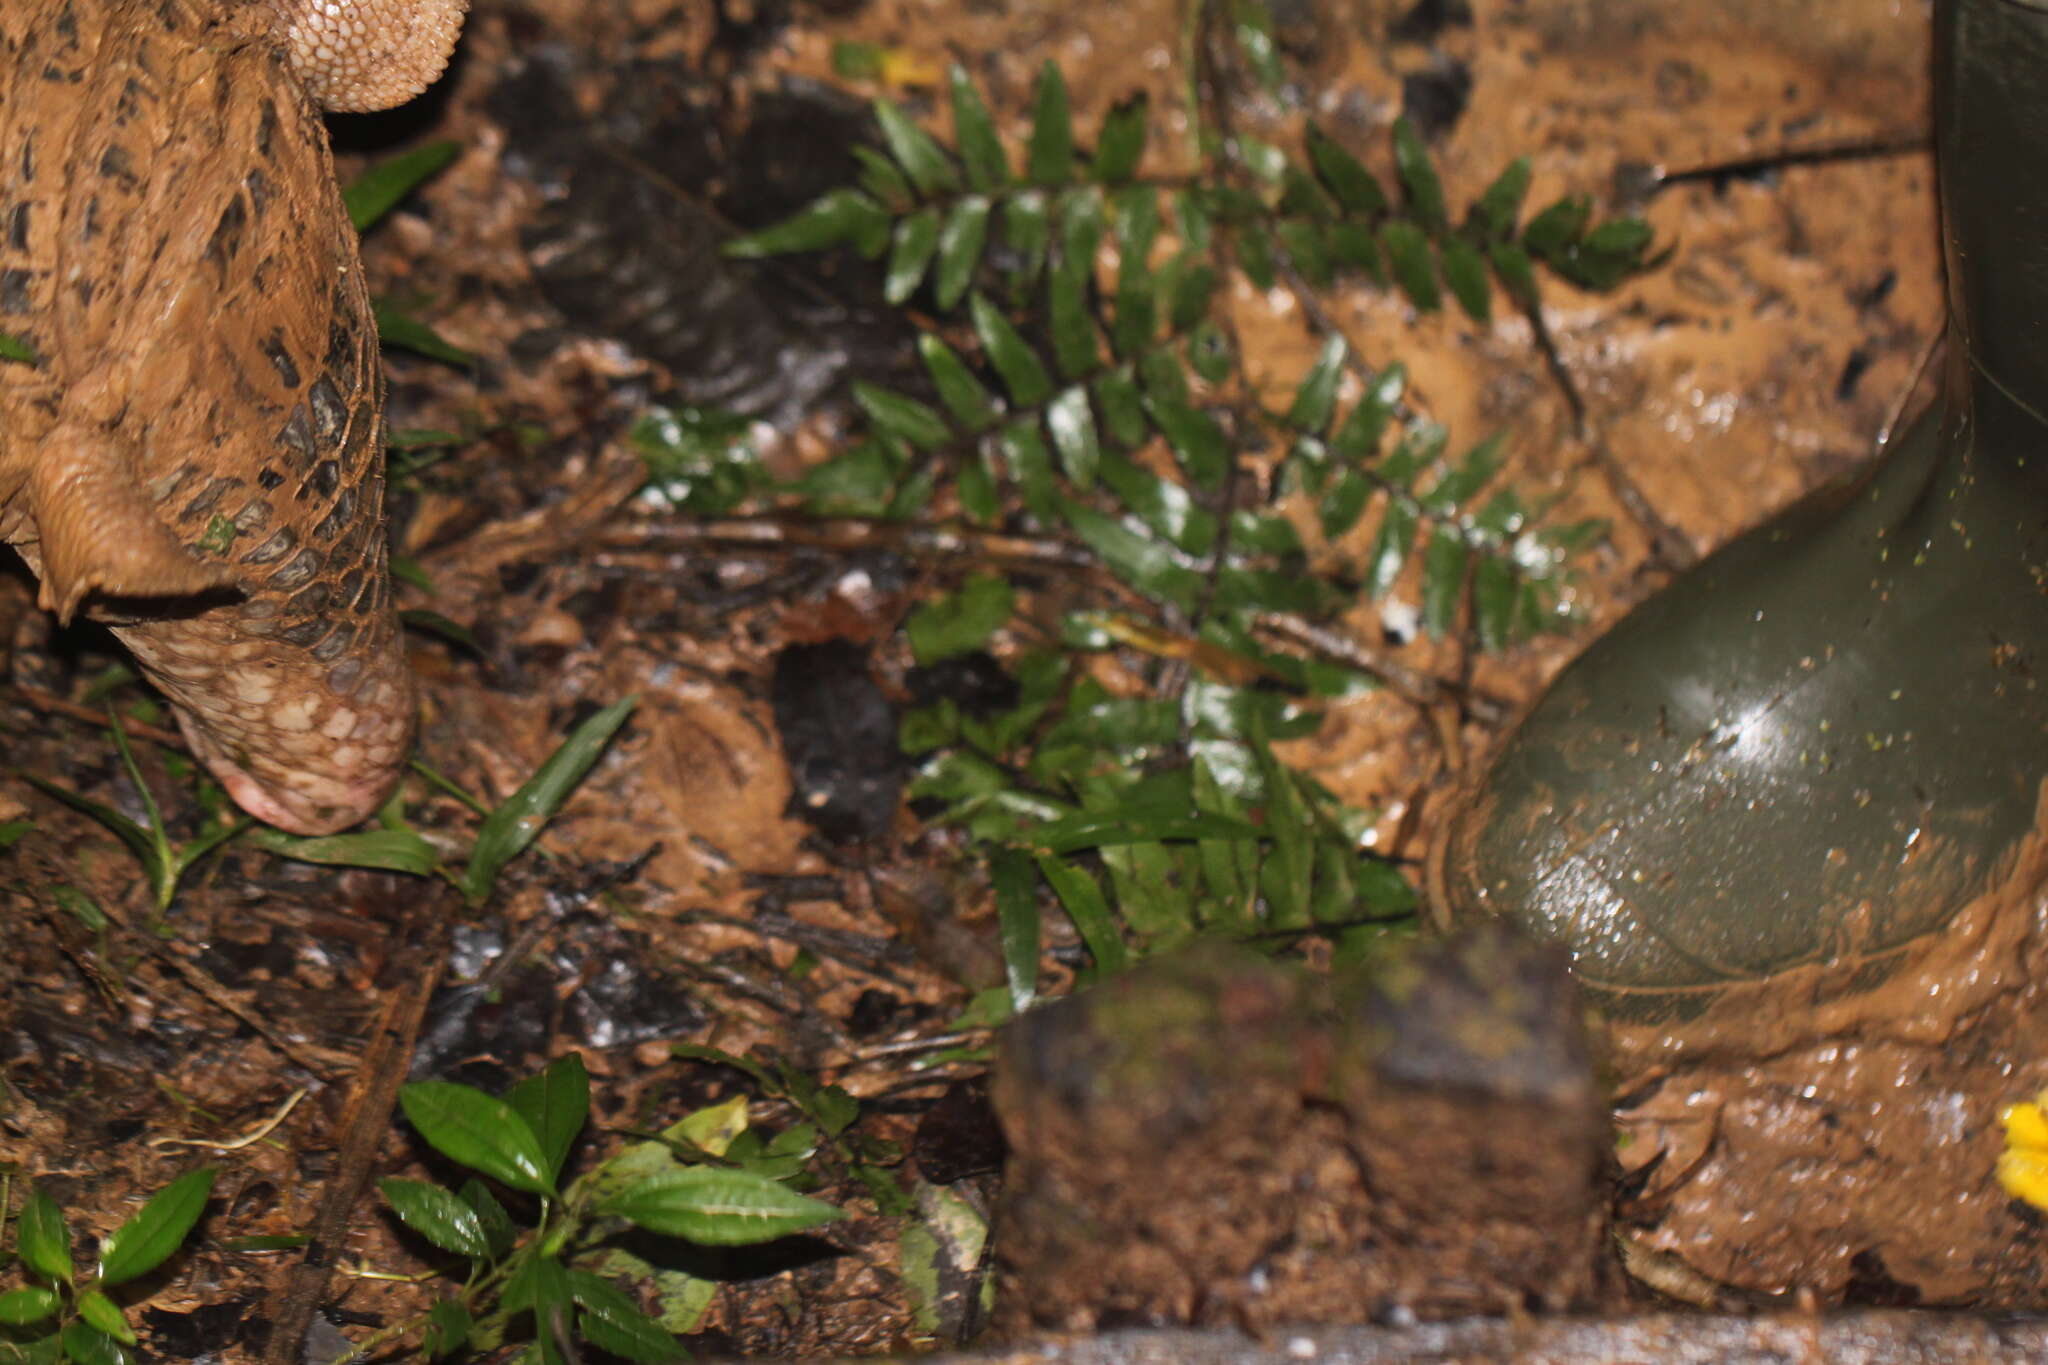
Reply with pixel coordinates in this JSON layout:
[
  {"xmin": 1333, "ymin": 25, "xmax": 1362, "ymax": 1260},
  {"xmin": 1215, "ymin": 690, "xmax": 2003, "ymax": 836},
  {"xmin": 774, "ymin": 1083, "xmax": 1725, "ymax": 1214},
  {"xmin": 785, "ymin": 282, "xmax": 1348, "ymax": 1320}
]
[
  {"xmin": 919, "ymin": 335, "xmax": 1000, "ymax": 432},
  {"xmin": 1236, "ymin": 220, "xmax": 1277, "ymax": 290},
  {"xmin": 884, "ymin": 207, "xmax": 940, "ymax": 305},
  {"xmin": 852, "ymin": 145, "xmax": 913, "ymax": 210},
  {"xmin": 458, "ymin": 1180, "xmax": 519, "ymax": 1258},
  {"xmin": 1365, "ymin": 499, "xmax": 1418, "ymax": 599},
  {"xmin": 1329, "ymin": 222, "xmax": 1384, "ymax": 280},
  {"xmin": 398, "ymin": 1081, "xmax": 554, "ymax": 1196},
  {"xmin": 1025, "ymin": 62, "xmax": 1074, "ymax": 184},
  {"xmin": 1275, "ymin": 219, "xmax": 1332, "ymax": 288},
  {"xmin": 1420, "ymin": 527, "xmax": 1469, "ymax": 637},
  {"xmin": 1045, "ymin": 386, "xmax": 1102, "ymax": 488},
  {"xmin": 948, "ymin": 66, "xmax": 1011, "ymax": 192},
  {"xmin": 1058, "ymin": 187, "xmax": 1106, "ymax": 274},
  {"xmin": 0, "ymin": 1289, "xmax": 57, "ymax": 1326},
  {"xmin": 460, "ymin": 694, "xmax": 638, "ymax": 905},
  {"xmin": 243, "ymin": 827, "xmax": 438, "ymax": 876},
  {"xmin": 57, "ymin": 1324, "xmax": 125, "ymax": 1365},
  {"xmin": 1286, "ymin": 335, "xmax": 1347, "ymax": 433},
  {"xmin": 998, "ymin": 417, "xmax": 1058, "ymax": 524},
  {"xmin": 98, "ymin": 1169, "xmax": 214, "ymax": 1287},
  {"xmin": 970, "ymin": 294, "xmax": 1052, "ymax": 406},
  {"xmin": 0, "ymin": 331, "xmax": 39, "ymax": 365},
  {"xmin": 423, "ymin": 1299, "xmax": 473, "ymax": 1359},
  {"xmin": 1048, "ymin": 265, "xmax": 1100, "ymax": 381},
  {"xmin": 1379, "ymin": 220, "xmax": 1439, "ymax": 311},
  {"xmin": 1035, "ymin": 853, "xmax": 1129, "ymax": 976},
  {"xmin": 1144, "ymin": 394, "xmax": 1229, "ymax": 491},
  {"xmin": 934, "ymin": 196, "xmax": 993, "ymax": 310},
  {"xmin": 990, "ymin": 848, "xmax": 1040, "ymax": 1014},
  {"xmin": 854, "ymin": 383, "xmax": 953, "ymax": 450},
  {"xmin": 372, "ymin": 300, "xmax": 473, "ymax": 367},
  {"xmin": 1472, "ymin": 552, "xmax": 1518, "ymax": 650},
  {"xmin": 1390, "ymin": 116, "xmax": 1447, "ymax": 233},
  {"xmin": 504, "ymin": 1053, "xmax": 591, "ymax": 1186},
  {"xmin": 724, "ymin": 188, "xmax": 891, "ymax": 258},
  {"xmin": 378, "ymin": 1179, "xmax": 492, "ymax": 1260},
  {"xmin": 1473, "ymin": 157, "xmax": 1531, "ymax": 238},
  {"xmin": 1490, "ymin": 240, "xmax": 1540, "ymax": 308},
  {"xmin": 1320, "ymin": 471, "xmax": 1371, "ymax": 539},
  {"xmin": 1093, "ymin": 370, "xmax": 1148, "ymax": 448},
  {"xmin": 907, "ymin": 575, "xmax": 1015, "ymax": 665},
  {"xmin": 598, "ymin": 1168, "xmax": 844, "ymax": 1245},
  {"xmin": 20, "ymin": 776, "xmax": 164, "ymax": 895},
  {"xmin": 1058, "ymin": 498, "xmax": 1202, "ymax": 610},
  {"xmin": 1100, "ymin": 452, "xmax": 1215, "ymax": 555},
  {"xmin": 1332, "ymin": 363, "xmax": 1403, "ymax": 460},
  {"xmin": 1167, "ymin": 261, "xmax": 1218, "ymax": 331},
  {"xmin": 569, "ymin": 1271, "xmax": 690, "ymax": 1363},
  {"xmin": 16, "ymin": 1187, "xmax": 73, "ymax": 1287},
  {"xmin": 1421, "ymin": 432, "xmax": 1505, "ymax": 513},
  {"xmin": 1092, "ymin": 94, "xmax": 1148, "ymax": 182},
  {"xmin": 1003, "ymin": 190, "xmax": 1051, "ymax": 282},
  {"xmin": 1442, "ymin": 237, "xmax": 1491, "ymax": 321},
  {"xmin": 344, "ymin": 141, "xmax": 459, "ymax": 232},
  {"xmin": 1521, "ymin": 194, "xmax": 1591, "ymax": 260},
  {"xmin": 873, "ymin": 99, "xmax": 961, "ymax": 197}
]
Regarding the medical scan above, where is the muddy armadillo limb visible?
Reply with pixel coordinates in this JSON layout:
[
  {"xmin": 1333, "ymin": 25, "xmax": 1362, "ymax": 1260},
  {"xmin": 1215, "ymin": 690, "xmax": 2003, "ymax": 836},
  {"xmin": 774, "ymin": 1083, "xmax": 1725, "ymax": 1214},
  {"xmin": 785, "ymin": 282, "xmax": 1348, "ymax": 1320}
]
[{"xmin": 0, "ymin": 0, "xmax": 465, "ymax": 834}]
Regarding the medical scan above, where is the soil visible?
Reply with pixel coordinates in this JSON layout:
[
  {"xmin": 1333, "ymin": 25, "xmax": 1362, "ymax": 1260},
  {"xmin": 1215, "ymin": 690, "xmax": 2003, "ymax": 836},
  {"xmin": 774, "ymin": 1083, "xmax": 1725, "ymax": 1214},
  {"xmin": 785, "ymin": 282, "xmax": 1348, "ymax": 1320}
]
[{"xmin": 2, "ymin": 0, "xmax": 2013, "ymax": 1359}]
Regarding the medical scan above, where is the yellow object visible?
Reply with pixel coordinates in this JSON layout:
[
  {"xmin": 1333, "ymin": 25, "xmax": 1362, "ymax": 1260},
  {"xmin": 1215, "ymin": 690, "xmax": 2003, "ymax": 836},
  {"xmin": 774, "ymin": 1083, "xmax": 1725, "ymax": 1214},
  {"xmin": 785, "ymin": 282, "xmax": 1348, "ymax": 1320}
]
[{"xmin": 1996, "ymin": 1093, "xmax": 2048, "ymax": 1210}]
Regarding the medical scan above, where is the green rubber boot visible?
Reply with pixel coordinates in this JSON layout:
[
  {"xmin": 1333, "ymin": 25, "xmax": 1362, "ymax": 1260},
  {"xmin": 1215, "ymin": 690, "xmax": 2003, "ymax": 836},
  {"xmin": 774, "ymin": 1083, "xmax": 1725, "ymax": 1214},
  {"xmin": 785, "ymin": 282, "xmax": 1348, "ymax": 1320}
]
[{"xmin": 1433, "ymin": 0, "xmax": 2048, "ymax": 1032}]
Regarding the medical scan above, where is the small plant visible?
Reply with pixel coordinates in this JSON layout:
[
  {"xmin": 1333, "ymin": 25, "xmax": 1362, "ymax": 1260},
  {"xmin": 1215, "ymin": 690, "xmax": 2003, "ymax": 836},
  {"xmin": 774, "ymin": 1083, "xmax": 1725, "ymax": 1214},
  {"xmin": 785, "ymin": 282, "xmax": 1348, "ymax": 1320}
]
[
  {"xmin": 0, "ymin": 1169, "xmax": 217, "ymax": 1365},
  {"xmin": 360, "ymin": 1054, "xmax": 844, "ymax": 1362}
]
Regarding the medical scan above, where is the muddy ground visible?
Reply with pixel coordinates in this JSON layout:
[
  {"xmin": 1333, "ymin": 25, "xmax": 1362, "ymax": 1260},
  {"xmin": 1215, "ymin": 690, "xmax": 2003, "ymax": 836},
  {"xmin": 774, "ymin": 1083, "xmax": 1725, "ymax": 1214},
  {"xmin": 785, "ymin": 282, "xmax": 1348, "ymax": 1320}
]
[{"xmin": 0, "ymin": 0, "xmax": 1976, "ymax": 1360}]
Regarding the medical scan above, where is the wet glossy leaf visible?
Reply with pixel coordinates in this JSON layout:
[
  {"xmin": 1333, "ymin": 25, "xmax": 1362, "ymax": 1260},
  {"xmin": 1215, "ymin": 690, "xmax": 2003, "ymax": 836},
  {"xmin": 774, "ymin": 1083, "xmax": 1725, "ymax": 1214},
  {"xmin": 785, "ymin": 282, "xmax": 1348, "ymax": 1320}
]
[
  {"xmin": 873, "ymin": 99, "xmax": 960, "ymax": 197},
  {"xmin": 934, "ymin": 196, "xmax": 992, "ymax": 310},
  {"xmin": 1390, "ymin": 117, "xmax": 1447, "ymax": 233},
  {"xmin": 344, "ymin": 141, "xmax": 459, "ymax": 232},
  {"xmin": 1442, "ymin": 237, "xmax": 1491, "ymax": 321},
  {"xmin": 98, "ymin": 1169, "xmax": 214, "ymax": 1287},
  {"xmin": 1320, "ymin": 471, "xmax": 1372, "ymax": 539},
  {"xmin": 1094, "ymin": 370, "xmax": 1148, "ymax": 448},
  {"xmin": 1377, "ymin": 418, "xmax": 1445, "ymax": 488},
  {"xmin": 1232, "ymin": 510, "xmax": 1303, "ymax": 555},
  {"xmin": 999, "ymin": 417, "xmax": 1058, "ymax": 522},
  {"xmin": 1100, "ymin": 453, "xmax": 1215, "ymax": 555},
  {"xmin": 948, "ymin": 66, "xmax": 1010, "ymax": 192},
  {"xmin": 1048, "ymin": 264, "xmax": 1100, "ymax": 379},
  {"xmin": 1420, "ymin": 527, "xmax": 1469, "ymax": 637},
  {"xmin": 991, "ymin": 848, "xmax": 1041, "ymax": 1013},
  {"xmin": 505, "ymin": 1053, "xmax": 590, "ymax": 1186},
  {"xmin": 243, "ymin": 827, "xmax": 437, "ymax": 875},
  {"xmin": 1287, "ymin": 335, "xmax": 1348, "ymax": 433},
  {"xmin": 380, "ymin": 1179, "xmax": 492, "ymax": 1259},
  {"xmin": 1036, "ymin": 854, "xmax": 1129, "ymax": 976},
  {"xmin": 569, "ymin": 1271, "xmax": 688, "ymax": 1363},
  {"xmin": 919, "ymin": 335, "xmax": 1000, "ymax": 432},
  {"xmin": 854, "ymin": 384, "xmax": 952, "ymax": 450},
  {"xmin": 959, "ymin": 450, "xmax": 999, "ymax": 524},
  {"xmin": 1059, "ymin": 498, "xmax": 1203, "ymax": 610},
  {"xmin": 1214, "ymin": 566, "xmax": 1333, "ymax": 614},
  {"xmin": 1473, "ymin": 157, "xmax": 1531, "ymax": 238},
  {"xmin": 908, "ymin": 575, "xmax": 1015, "ymax": 665},
  {"xmin": 1004, "ymin": 191, "xmax": 1051, "ymax": 281},
  {"xmin": 970, "ymin": 294, "xmax": 1053, "ymax": 406},
  {"xmin": 0, "ymin": 1290, "xmax": 57, "ymax": 1326},
  {"xmin": 17, "ymin": 1188, "xmax": 73, "ymax": 1287},
  {"xmin": 1472, "ymin": 552, "xmax": 1518, "ymax": 651},
  {"xmin": 371, "ymin": 302, "xmax": 473, "ymax": 367},
  {"xmin": 1522, "ymin": 194, "xmax": 1591, "ymax": 260},
  {"xmin": 423, "ymin": 1299, "xmax": 473, "ymax": 1359},
  {"xmin": 1306, "ymin": 124, "xmax": 1386, "ymax": 217},
  {"xmin": 462, "ymin": 694, "xmax": 638, "ymax": 905},
  {"xmin": 1046, "ymin": 385, "xmax": 1102, "ymax": 488},
  {"xmin": 1058, "ymin": 188, "xmax": 1106, "ymax": 273},
  {"xmin": 1093, "ymin": 94, "xmax": 1148, "ymax": 182},
  {"xmin": 1365, "ymin": 499, "xmax": 1418, "ymax": 598},
  {"xmin": 458, "ymin": 1180, "xmax": 518, "ymax": 1258},
  {"xmin": 399, "ymin": 1082, "xmax": 553, "ymax": 1196},
  {"xmin": 58, "ymin": 1323, "xmax": 125, "ymax": 1365},
  {"xmin": 598, "ymin": 1168, "xmax": 844, "ymax": 1245},
  {"xmin": 725, "ymin": 188, "xmax": 890, "ymax": 258},
  {"xmin": 1232, "ymin": 0, "xmax": 1285, "ymax": 89},
  {"xmin": 1379, "ymin": 220, "xmax": 1438, "ymax": 311},
  {"xmin": 884, "ymin": 208, "xmax": 940, "ymax": 305},
  {"xmin": 1026, "ymin": 62, "xmax": 1074, "ymax": 184}
]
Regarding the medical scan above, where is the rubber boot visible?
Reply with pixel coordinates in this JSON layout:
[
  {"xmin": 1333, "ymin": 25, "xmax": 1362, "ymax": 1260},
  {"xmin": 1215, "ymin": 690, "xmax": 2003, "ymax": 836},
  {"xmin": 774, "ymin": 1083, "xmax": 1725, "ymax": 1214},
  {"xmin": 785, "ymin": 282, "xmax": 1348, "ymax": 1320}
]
[{"xmin": 1431, "ymin": 0, "xmax": 2048, "ymax": 1030}]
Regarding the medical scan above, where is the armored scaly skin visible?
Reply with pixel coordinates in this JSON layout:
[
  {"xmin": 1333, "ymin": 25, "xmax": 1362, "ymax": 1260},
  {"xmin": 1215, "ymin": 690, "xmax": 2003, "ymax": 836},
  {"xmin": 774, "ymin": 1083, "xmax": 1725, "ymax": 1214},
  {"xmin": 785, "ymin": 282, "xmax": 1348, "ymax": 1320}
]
[{"xmin": 0, "ymin": 0, "xmax": 464, "ymax": 833}]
